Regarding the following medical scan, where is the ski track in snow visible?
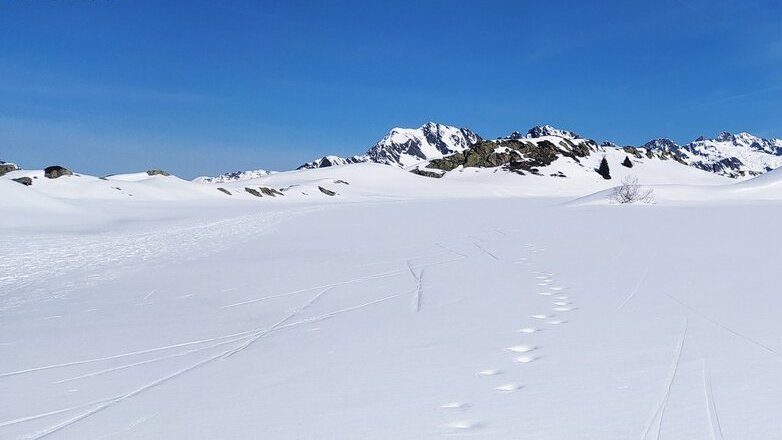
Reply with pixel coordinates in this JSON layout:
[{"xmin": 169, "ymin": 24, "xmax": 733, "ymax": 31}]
[
  {"xmin": 472, "ymin": 241, "xmax": 499, "ymax": 261},
  {"xmin": 641, "ymin": 318, "xmax": 688, "ymax": 440},
  {"xmin": 665, "ymin": 293, "xmax": 782, "ymax": 361},
  {"xmin": 702, "ymin": 365, "xmax": 724, "ymax": 440},
  {"xmin": 220, "ymin": 270, "xmax": 403, "ymax": 309},
  {"xmin": 3, "ymin": 290, "xmax": 406, "ymax": 436},
  {"xmin": 406, "ymin": 251, "xmax": 467, "ymax": 312},
  {"xmin": 618, "ymin": 266, "xmax": 649, "ymax": 310}
]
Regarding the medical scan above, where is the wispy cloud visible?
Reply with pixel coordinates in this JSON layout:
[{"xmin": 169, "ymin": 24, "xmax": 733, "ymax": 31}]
[
  {"xmin": 0, "ymin": 82, "xmax": 221, "ymax": 105},
  {"xmin": 685, "ymin": 84, "xmax": 782, "ymax": 109}
]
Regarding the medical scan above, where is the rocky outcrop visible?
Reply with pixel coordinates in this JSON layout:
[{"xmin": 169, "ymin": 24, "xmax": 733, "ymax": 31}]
[
  {"xmin": 0, "ymin": 161, "xmax": 19, "ymax": 176},
  {"xmin": 44, "ymin": 166, "xmax": 72, "ymax": 179},
  {"xmin": 12, "ymin": 176, "xmax": 32, "ymax": 186},
  {"xmin": 217, "ymin": 187, "xmax": 232, "ymax": 196},
  {"xmin": 245, "ymin": 187, "xmax": 262, "ymax": 197},
  {"xmin": 419, "ymin": 136, "xmax": 599, "ymax": 176},
  {"xmin": 318, "ymin": 186, "xmax": 336, "ymax": 196},
  {"xmin": 146, "ymin": 169, "xmax": 170, "ymax": 176},
  {"xmin": 259, "ymin": 187, "xmax": 283, "ymax": 197}
]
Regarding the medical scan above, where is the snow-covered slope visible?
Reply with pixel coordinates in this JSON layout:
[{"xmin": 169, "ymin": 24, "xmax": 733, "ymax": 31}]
[
  {"xmin": 643, "ymin": 131, "xmax": 782, "ymax": 178},
  {"xmin": 298, "ymin": 122, "xmax": 481, "ymax": 170},
  {"xmin": 4, "ymin": 181, "xmax": 782, "ymax": 438},
  {"xmin": 193, "ymin": 169, "xmax": 275, "ymax": 183}
]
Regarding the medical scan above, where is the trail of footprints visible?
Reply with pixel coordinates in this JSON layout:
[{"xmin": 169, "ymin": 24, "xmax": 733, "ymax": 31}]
[{"xmin": 440, "ymin": 270, "xmax": 578, "ymax": 435}]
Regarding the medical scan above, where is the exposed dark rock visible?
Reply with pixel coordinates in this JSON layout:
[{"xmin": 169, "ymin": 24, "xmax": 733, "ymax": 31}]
[
  {"xmin": 44, "ymin": 166, "xmax": 72, "ymax": 179},
  {"xmin": 623, "ymin": 146, "xmax": 644, "ymax": 159},
  {"xmin": 259, "ymin": 187, "xmax": 284, "ymax": 197},
  {"xmin": 334, "ymin": 179, "xmax": 350, "ymax": 185},
  {"xmin": 622, "ymin": 156, "xmax": 634, "ymax": 168},
  {"xmin": 417, "ymin": 136, "xmax": 599, "ymax": 178},
  {"xmin": 217, "ymin": 187, "xmax": 232, "ymax": 196},
  {"xmin": 146, "ymin": 169, "xmax": 170, "ymax": 176},
  {"xmin": 12, "ymin": 176, "xmax": 32, "ymax": 186},
  {"xmin": 245, "ymin": 187, "xmax": 262, "ymax": 197},
  {"xmin": 0, "ymin": 162, "xmax": 19, "ymax": 176},
  {"xmin": 318, "ymin": 186, "xmax": 336, "ymax": 196},
  {"xmin": 411, "ymin": 168, "xmax": 445, "ymax": 178}
]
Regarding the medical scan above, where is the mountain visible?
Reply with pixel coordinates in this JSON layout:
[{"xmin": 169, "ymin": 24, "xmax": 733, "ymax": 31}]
[
  {"xmin": 297, "ymin": 154, "xmax": 369, "ymax": 170},
  {"xmin": 643, "ymin": 131, "xmax": 782, "ymax": 178},
  {"xmin": 412, "ymin": 125, "xmax": 687, "ymax": 180},
  {"xmin": 297, "ymin": 122, "xmax": 481, "ymax": 170},
  {"xmin": 193, "ymin": 169, "xmax": 275, "ymax": 183}
]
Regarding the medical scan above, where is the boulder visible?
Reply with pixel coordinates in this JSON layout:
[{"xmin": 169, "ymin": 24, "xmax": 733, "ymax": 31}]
[
  {"xmin": 12, "ymin": 176, "xmax": 32, "ymax": 186},
  {"xmin": 44, "ymin": 166, "xmax": 72, "ymax": 179}
]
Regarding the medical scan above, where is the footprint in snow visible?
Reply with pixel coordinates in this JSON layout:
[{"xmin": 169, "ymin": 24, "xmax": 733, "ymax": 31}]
[
  {"xmin": 514, "ymin": 355, "xmax": 539, "ymax": 363},
  {"xmin": 553, "ymin": 301, "xmax": 571, "ymax": 306},
  {"xmin": 537, "ymin": 282, "xmax": 551, "ymax": 287},
  {"xmin": 536, "ymin": 291, "xmax": 554, "ymax": 296},
  {"xmin": 517, "ymin": 327, "xmax": 539, "ymax": 334},
  {"xmin": 495, "ymin": 384, "xmax": 523, "ymax": 392},
  {"xmin": 549, "ymin": 287, "xmax": 565, "ymax": 292},
  {"xmin": 530, "ymin": 314, "xmax": 552, "ymax": 320},
  {"xmin": 552, "ymin": 306, "xmax": 577, "ymax": 312},
  {"xmin": 477, "ymin": 369, "xmax": 502, "ymax": 376},
  {"xmin": 555, "ymin": 295, "xmax": 569, "ymax": 300},
  {"xmin": 443, "ymin": 420, "xmax": 483, "ymax": 432},
  {"xmin": 506, "ymin": 345, "xmax": 537, "ymax": 353},
  {"xmin": 440, "ymin": 401, "xmax": 470, "ymax": 409},
  {"xmin": 547, "ymin": 319, "xmax": 567, "ymax": 325}
]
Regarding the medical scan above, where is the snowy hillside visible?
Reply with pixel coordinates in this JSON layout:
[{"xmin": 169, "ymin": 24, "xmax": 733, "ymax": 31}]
[{"xmin": 298, "ymin": 122, "xmax": 480, "ymax": 170}]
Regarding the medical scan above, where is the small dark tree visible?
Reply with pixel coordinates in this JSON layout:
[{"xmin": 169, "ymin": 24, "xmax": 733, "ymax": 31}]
[
  {"xmin": 622, "ymin": 156, "xmax": 633, "ymax": 168},
  {"xmin": 597, "ymin": 156, "xmax": 611, "ymax": 180}
]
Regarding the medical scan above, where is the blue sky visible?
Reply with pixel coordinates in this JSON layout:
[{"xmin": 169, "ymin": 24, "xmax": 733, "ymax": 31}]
[{"xmin": 2, "ymin": 0, "xmax": 781, "ymax": 178}]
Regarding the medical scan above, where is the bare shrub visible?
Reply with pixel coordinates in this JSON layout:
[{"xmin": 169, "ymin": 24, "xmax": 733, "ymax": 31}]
[{"xmin": 610, "ymin": 175, "xmax": 655, "ymax": 204}]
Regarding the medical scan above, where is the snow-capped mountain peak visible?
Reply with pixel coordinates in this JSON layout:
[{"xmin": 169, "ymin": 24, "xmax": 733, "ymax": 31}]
[
  {"xmin": 193, "ymin": 168, "xmax": 275, "ymax": 183},
  {"xmin": 642, "ymin": 138, "xmax": 680, "ymax": 152},
  {"xmin": 526, "ymin": 125, "xmax": 582, "ymax": 140},
  {"xmin": 367, "ymin": 122, "xmax": 481, "ymax": 168},
  {"xmin": 644, "ymin": 131, "xmax": 782, "ymax": 178},
  {"xmin": 298, "ymin": 122, "xmax": 481, "ymax": 170}
]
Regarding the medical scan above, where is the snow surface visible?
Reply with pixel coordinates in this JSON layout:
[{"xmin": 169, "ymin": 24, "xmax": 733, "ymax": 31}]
[{"xmin": 2, "ymin": 162, "xmax": 782, "ymax": 439}]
